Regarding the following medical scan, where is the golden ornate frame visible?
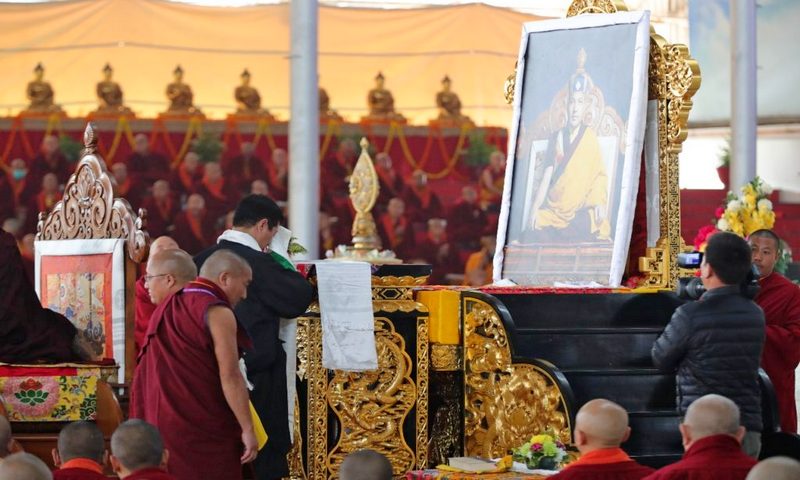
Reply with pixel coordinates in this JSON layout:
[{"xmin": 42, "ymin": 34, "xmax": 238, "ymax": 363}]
[
  {"xmin": 297, "ymin": 274, "xmax": 430, "ymax": 479},
  {"xmin": 506, "ymin": 1, "xmax": 700, "ymax": 289},
  {"xmin": 462, "ymin": 295, "xmax": 571, "ymax": 458}
]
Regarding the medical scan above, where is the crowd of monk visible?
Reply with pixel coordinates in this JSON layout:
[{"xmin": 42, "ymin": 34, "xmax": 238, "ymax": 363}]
[
  {"xmin": 1, "ymin": 395, "xmax": 800, "ymax": 479},
  {"xmin": 0, "ymin": 134, "xmax": 507, "ymax": 286}
]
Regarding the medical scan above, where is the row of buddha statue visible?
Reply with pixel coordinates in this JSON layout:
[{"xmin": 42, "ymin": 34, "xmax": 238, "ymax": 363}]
[{"xmin": 23, "ymin": 63, "xmax": 473, "ymax": 125}]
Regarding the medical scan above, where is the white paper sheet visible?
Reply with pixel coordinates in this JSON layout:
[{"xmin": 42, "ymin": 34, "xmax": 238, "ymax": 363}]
[{"xmin": 316, "ymin": 261, "xmax": 378, "ymax": 371}]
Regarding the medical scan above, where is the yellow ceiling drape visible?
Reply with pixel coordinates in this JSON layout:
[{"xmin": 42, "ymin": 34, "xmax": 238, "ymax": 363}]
[{"xmin": 0, "ymin": 0, "xmax": 545, "ymax": 126}]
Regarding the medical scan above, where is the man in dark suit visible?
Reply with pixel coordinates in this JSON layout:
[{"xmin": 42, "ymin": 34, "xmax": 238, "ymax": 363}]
[{"xmin": 194, "ymin": 194, "xmax": 313, "ymax": 480}]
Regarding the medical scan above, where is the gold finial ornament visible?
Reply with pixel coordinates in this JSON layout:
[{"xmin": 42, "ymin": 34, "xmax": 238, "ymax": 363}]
[
  {"xmin": 332, "ymin": 138, "xmax": 400, "ymax": 263},
  {"xmin": 349, "ymin": 138, "xmax": 379, "ymax": 250}
]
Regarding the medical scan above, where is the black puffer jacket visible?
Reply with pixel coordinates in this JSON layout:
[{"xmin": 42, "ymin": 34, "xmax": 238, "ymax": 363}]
[{"xmin": 652, "ymin": 286, "xmax": 765, "ymax": 431}]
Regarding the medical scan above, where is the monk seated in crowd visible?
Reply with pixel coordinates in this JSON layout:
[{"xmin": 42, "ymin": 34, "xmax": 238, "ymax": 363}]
[
  {"xmin": 1, "ymin": 129, "xmax": 508, "ymax": 284},
  {"xmin": 551, "ymin": 399, "xmax": 653, "ymax": 479}
]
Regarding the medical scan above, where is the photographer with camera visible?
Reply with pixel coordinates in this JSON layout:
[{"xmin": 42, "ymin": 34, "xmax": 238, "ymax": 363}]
[
  {"xmin": 749, "ymin": 229, "xmax": 800, "ymax": 434},
  {"xmin": 652, "ymin": 232, "xmax": 765, "ymax": 458}
]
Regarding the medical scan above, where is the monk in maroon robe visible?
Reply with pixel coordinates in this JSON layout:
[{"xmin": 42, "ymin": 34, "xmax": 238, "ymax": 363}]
[
  {"xmin": 30, "ymin": 134, "xmax": 72, "ymax": 186},
  {"xmin": 750, "ymin": 229, "xmax": 800, "ymax": 433},
  {"xmin": 171, "ymin": 194, "xmax": 216, "ymax": 255},
  {"xmin": 374, "ymin": 152, "xmax": 403, "ymax": 207},
  {"xmin": 111, "ymin": 162, "xmax": 144, "ymax": 211},
  {"xmin": 643, "ymin": 395, "xmax": 756, "ymax": 479},
  {"xmin": 550, "ymin": 400, "xmax": 653, "ymax": 480},
  {"xmin": 7, "ymin": 158, "xmax": 38, "ymax": 210},
  {"xmin": 131, "ymin": 250, "xmax": 257, "ymax": 480},
  {"xmin": 139, "ymin": 180, "xmax": 180, "ymax": 240},
  {"xmin": 25, "ymin": 172, "xmax": 62, "ymax": 234},
  {"xmin": 223, "ymin": 142, "xmax": 267, "ymax": 195},
  {"xmin": 0, "ymin": 228, "xmax": 84, "ymax": 363},
  {"xmin": 320, "ymin": 139, "xmax": 357, "ymax": 202},
  {"xmin": 479, "ymin": 151, "xmax": 506, "ymax": 211},
  {"xmin": 133, "ymin": 236, "xmax": 185, "ymax": 359},
  {"xmin": 265, "ymin": 148, "xmax": 289, "ymax": 202},
  {"xmin": 376, "ymin": 197, "xmax": 416, "ymax": 260},
  {"xmin": 125, "ymin": 134, "xmax": 170, "ymax": 187},
  {"xmin": 52, "ymin": 421, "xmax": 107, "ymax": 480},
  {"xmin": 402, "ymin": 170, "xmax": 443, "ymax": 224},
  {"xmin": 192, "ymin": 161, "xmax": 239, "ymax": 224},
  {"xmin": 447, "ymin": 185, "xmax": 487, "ymax": 251},
  {"xmin": 416, "ymin": 218, "xmax": 458, "ymax": 284},
  {"xmin": 168, "ymin": 152, "xmax": 203, "ymax": 200},
  {"xmin": 110, "ymin": 420, "xmax": 177, "ymax": 480}
]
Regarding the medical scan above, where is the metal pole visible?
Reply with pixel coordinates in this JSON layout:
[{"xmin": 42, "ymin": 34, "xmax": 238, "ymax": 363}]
[
  {"xmin": 289, "ymin": 0, "xmax": 319, "ymax": 259},
  {"xmin": 729, "ymin": 0, "xmax": 757, "ymax": 191}
]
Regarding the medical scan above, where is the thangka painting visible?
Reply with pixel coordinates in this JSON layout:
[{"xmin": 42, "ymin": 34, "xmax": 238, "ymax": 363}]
[
  {"xmin": 494, "ymin": 11, "xmax": 651, "ymax": 287},
  {"xmin": 36, "ymin": 239, "xmax": 127, "ymax": 382}
]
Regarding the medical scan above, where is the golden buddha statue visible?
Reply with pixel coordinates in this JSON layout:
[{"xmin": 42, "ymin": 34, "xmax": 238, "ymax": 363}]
[
  {"xmin": 319, "ymin": 85, "xmax": 342, "ymax": 121},
  {"xmin": 24, "ymin": 63, "xmax": 62, "ymax": 114},
  {"xmin": 364, "ymin": 71, "xmax": 405, "ymax": 122},
  {"xmin": 164, "ymin": 65, "xmax": 201, "ymax": 116},
  {"xmin": 234, "ymin": 69, "xmax": 272, "ymax": 118},
  {"xmin": 435, "ymin": 75, "xmax": 472, "ymax": 126},
  {"xmin": 94, "ymin": 63, "xmax": 132, "ymax": 116}
]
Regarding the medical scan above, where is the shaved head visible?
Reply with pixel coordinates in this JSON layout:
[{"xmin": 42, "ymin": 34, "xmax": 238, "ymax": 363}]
[
  {"xmin": 0, "ymin": 416, "xmax": 11, "ymax": 457},
  {"xmin": 57, "ymin": 421, "xmax": 104, "ymax": 463},
  {"xmin": 0, "ymin": 452, "xmax": 52, "ymax": 480},
  {"xmin": 575, "ymin": 399, "xmax": 630, "ymax": 450},
  {"xmin": 746, "ymin": 456, "xmax": 800, "ymax": 480},
  {"xmin": 150, "ymin": 236, "xmax": 178, "ymax": 257},
  {"xmin": 110, "ymin": 420, "xmax": 164, "ymax": 472},
  {"xmin": 749, "ymin": 229, "xmax": 780, "ymax": 249},
  {"xmin": 340, "ymin": 449, "xmax": 393, "ymax": 480},
  {"xmin": 199, "ymin": 249, "xmax": 251, "ymax": 280},
  {"xmin": 199, "ymin": 250, "xmax": 252, "ymax": 305},
  {"xmin": 683, "ymin": 394, "xmax": 741, "ymax": 438},
  {"xmin": 680, "ymin": 394, "xmax": 746, "ymax": 451},
  {"xmin": 148, "ymin": 249, "xmax": 197, "ymax": 285}
]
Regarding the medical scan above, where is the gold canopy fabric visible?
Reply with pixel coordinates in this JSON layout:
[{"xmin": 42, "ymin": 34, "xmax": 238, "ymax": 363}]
[{"xmin": 0, "ymin": 0, "xmax": 545, "ymax": 126}]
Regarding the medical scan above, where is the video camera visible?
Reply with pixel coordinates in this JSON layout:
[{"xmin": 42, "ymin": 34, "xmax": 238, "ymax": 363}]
[{"xmin": 675, "ymin": 251, "xmax": 760, "ymax": 300}]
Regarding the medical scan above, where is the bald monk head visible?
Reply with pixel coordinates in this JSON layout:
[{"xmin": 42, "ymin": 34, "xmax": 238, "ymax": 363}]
[
  {"xmin": 145, "ymin": 248, "xmax": 197, "ymax": 305},
  {"xmin": 52, "ymin": 420, "xmax": 106, "ymax": 467},
  {"xmin": 0, "ymin": 416, "xmax": 13, "ymax": 458},
  {"xmin": 340, "ymin": 449, "xmax": 393, "ymax": 480},
  {"xmin": 746, "ymin": 456, "xmax": 800, "ymax": 480},
  {"xmin": 198, "ymin": 250, "xmax": 252, "ymax": 307},
  {"xmin": 573, "ymin": 399, "xmax": 631, "ymax": 454},
  {"xmin": 149, "ymin": 236, "xmax": 179, "ymax": 257},
  {"xmin": 0, "ymin": 452, "xmax": 53, "ymax": 480},
  {"xmin": 680, "ymin": 394, "xmax": 745, "ymax": 450},
  {"xmin": 110, "ymin": 419, "xmax": 167, "ymax": 479}
]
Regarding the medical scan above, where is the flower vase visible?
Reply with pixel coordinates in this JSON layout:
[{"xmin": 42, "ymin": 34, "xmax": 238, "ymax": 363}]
[{"xmin": 717, "ymin": 166, "xmax": 729, "ymax": 188}]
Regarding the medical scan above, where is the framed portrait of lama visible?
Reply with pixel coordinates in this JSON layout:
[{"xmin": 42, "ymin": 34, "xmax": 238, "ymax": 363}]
[
  {"xmin": 35, "ymin": 239, "xmax": 127, "ymax": 382},
  {"xmin": 494, "ymin": 11, "xmax": 651, "ymax": 287}
]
